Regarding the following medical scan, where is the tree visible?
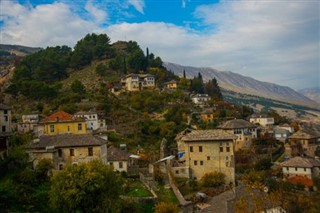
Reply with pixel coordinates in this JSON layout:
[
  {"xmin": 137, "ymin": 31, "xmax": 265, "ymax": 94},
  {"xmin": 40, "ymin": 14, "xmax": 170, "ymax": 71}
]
[
  {"xmin": 254, "ymin": 158, "xmax": 272, "ymax": 171},
  {"xmin": 154, "ymin": 202, "xmax": 179, "ymax": 213},
  {"xmin": 183, "ymin": 69, "xmax": 186, "ymax": 78},
  {"xmin": 95, "ymin": 63, "xmax": 108, "ymax": 76},
  {"xmin": 50, "ymin": 160, "xmax": 123, "ymax": 212},
  {"xmin": 200, "ymin": 171, "xmax": 225, "ymax": 187},
  {"xmin": 71, "ymin": 80, "xmax": 86, "ymax": 95},
  {"xmin": 205, "ymin": 78, "xmax": 222, "ymax": 100}
]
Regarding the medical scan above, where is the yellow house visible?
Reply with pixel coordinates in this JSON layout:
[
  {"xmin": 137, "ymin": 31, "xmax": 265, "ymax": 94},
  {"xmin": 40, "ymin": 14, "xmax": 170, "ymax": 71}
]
[
  {"xmin": 172, "ymin": 129, "xmax": 236, "ymax": 184},
  {"xmin": 39, "ymin": 111, "xmax": 87, "ymax": 135},
  {"xmin": 163, "ymin": 80, "xmax": 178, "ymax": 89},
  {"xmin": 200, "ymin": 108, "xmax": 214, "ymax": 123},
  {"xmin": 26, "ymin": 134, "xmax": 107, "ymax": 170}
]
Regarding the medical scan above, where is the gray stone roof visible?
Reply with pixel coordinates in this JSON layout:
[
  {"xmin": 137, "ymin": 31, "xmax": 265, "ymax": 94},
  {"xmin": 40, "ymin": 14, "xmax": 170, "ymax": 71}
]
[
  {"xmin": 181, "ymin": 129, "xmax": 236, "ymax": 142},
  {"xmin": 280, "ymin": 156, "xmax": 320, "ymax": 168},
  {"xmin": 218, "ymin": 119, "xmax": 256, "ymax": 129},
  {"xmin": 0, "ymin": 103, "xmax": 11, "ymax": 110},
  {"xmin": 26, "ymin": 134, "xmax": 107, "ymax": 149},
  {"xmin": 107, "ymin": 146, "xmax": 131, "ymax": 161},
  {"xmin": 288, "ymin": 129, "xmax": 320, "ymax": 140},
  {"xmin": 74, "ymin": 111, "xmax": 97, "ymax": 116}
]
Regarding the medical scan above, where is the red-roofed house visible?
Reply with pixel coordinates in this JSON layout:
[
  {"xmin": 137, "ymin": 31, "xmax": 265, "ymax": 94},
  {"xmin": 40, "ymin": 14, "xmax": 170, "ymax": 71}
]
[{"xmin": 39, "ymin": 111, "xmax": 87, "ymax": 135}]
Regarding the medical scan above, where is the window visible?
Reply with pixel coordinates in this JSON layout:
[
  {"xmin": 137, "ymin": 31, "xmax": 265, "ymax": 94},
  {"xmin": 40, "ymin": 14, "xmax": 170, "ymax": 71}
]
[
  {"xmin": 190, "ymin": 146, "xmax": 193, "ymax": 152},
  {"xmin": 194, "ymin": 161, "xmax": 197, "ymax": 166},
  {"xmin": 200, "ymin": 161, "xmax": 203, "ymax": 166},
  {"xmin": 50, "ymin": 125, "xmax": 54, "ymax": 133},
  {"xmin": 175, "ymin": 170, "xmax": 179, "ymax": 174},
  {"xmin": 70, "ymin": 149, "xmax": 74, "ymax": 156},
  {"xmin": 199, "ymin": 146, "xmax": 203, "ymax": 152},
  {"xmin": 119, "ymin": 162, "xmax": 123, "ymax": 168},
  {"xmin": 68, "ymin": 126, "xmax": 70, "ymax": 132},
  {"xmin": 59, "ymin": 164, "xmax": 63, "ymax": 170},
  {"xmin": 304, "ymin": 168, "xmax": 306, "ymax": 172},
  {"xmin": 4, "ymin": 116, "xmax": 8, "ymax": 121},
  {"xmin": 109, "ymin": 162, "xmax": 113, "ymax": 166},
  {"xmin": 58, "ymin": 149, "xmax": 62, "ymax": 157},
  {"xmin": 88, "ymin": 147, "xmax": 93, "ymax": 156},
  {"xmin": 226, "ymin": 162, "xmax": 229, "ymax": 167},
  {"xmin": 226, "ymin": 156, "xmax": 229, "ymax": 161},
  {"xmin": 226, "ymin": 147, "xmax": 230, "ymax": 152},
  {"xmin": 78, "ymin": 123, "xmax": 82, "ymax": 131},
  {"xmin": 220, "ymin": 147, "xmax": 223, "ymax": 152},
  {"xmin": 2, "ymin": 126, "xmax": 6, "ymax": 132},
  {"xmin": 207, "ymin": 156, "xmax": 210, "ymax": 161},
  {"xmin": 4, "ymin": 110, "xmax": 7, "ymax": 114},
  {"xmin": 295, "ymin": 167, "xmax": 297, "ymax": 171}
]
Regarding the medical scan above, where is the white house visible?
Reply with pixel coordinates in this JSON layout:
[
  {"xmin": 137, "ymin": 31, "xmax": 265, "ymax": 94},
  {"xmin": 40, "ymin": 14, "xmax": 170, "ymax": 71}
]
[
  {"xmin": 107, "ymin": 146, "xmax": 138, "ymax": 173},
  {"xmin": 74, "ymin": 111, "xmax": 104, "ymax": 131},
  {"xmin": 250, "ymin": 115, "xmax": 274, "ymax": 127},
  {"xmin": 121, "ymin": 73, "xmax": 155, "ymax": 91},
  {"xmin": 17, "ymin": 114, "xmax": 40, "ymax": 134},
  {"xmin": 191, "ymin": 94, "xmax": 211, "ymax": 105},
  {"xmin": 280, "ymin": 156, "xmax": 320, "ymax": 179}
]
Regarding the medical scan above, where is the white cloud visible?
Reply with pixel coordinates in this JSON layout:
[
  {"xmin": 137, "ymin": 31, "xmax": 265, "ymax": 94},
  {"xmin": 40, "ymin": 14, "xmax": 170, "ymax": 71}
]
[
  {"xmin": 182, "ymin": 0, "xmax": 186, "ymax": 8},
  {"xmin": 85, "ymin": 0, "xmax": 108, "ymax": 23},
  {"xmin": 0, "ymin": 1, "xmax": 99, "ymax": 47},
  {"xmin": 0, "ymin": 0, "xmax": 318, "ymax": 89},
  {"xmin": 128, "ymin": 0, "xmax": 145, "ymax": 14}
]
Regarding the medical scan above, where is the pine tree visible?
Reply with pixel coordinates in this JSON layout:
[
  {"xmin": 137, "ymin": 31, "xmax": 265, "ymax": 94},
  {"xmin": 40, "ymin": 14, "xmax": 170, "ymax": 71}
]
[{"xmin": 183, "ymin": 69, "xmax": 186, "ymax": 78}]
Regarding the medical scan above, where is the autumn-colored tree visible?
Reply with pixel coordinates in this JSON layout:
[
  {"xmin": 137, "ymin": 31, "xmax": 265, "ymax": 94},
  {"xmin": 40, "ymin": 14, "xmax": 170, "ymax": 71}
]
[
  {"xmin": 49, "ymin": 160, "xmax": 123, "ymax": 212},
  {"xmin": 200, "ymin": 171, "xmax": 225, "ymax": 187},
  {"xmin": 154, "ymin": 202, "xmax": 179, "ymax": 213}
]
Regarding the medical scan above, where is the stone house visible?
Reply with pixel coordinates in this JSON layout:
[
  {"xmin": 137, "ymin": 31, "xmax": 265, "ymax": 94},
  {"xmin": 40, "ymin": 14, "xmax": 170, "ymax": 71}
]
[
  {"xmin": 38, "ymin": 111, "xmax": 87, "ymax": 136},
  {"xmin": 249, "ymin": 114, "xmax": 274, "ymax": 128},
  {"xmin": 121, "ymin": 73, "xmax": 155, "ymax": 91},
  {"xmin": 163, "ymin": 80, "xmax": 178, "ymax": 90},
  {"xmin": 200, "ymin": 108, "xmax": 215, "ymax": 124},
  {"xmin": 274, "ymin": 127, "xmax": 291, "ymax": 142},
  {"xmin": 287, "ymin": 129, "xmax": 320, "ymax": 157},
  {"xmin": 17, "ymin": 114, "xmax": 40, "ymax": 134},
  {"xmin": 172, "ymin": 129, "xmax": 236, "ymax": 185},
  {"xmin": 218, "ymin": 119, "xmax": 257, "ymax": 151},
  {"xmin": 107, "ymin": 146, "xmax": 137, "ymax": 173},
  {"xmin": 26, "ymin": 134, "xmax": 107, "ymax": 170}
]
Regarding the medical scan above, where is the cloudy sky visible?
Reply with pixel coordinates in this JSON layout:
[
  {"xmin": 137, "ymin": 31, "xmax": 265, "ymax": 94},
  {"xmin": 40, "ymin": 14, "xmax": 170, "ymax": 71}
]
[{"xmin": 0, "ymin": 0, "xmax": 319, "ymax": 90}]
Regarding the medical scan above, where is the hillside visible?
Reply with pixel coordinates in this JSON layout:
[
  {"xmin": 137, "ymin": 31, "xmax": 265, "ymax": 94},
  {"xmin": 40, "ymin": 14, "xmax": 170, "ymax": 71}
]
[
  {"xmin": 0, "ymin": 44, "xmax": 42, "ymax": 56},
  {"xmin": 163, "ymin": 62, "xmax": 318, "ymax": 109},
  {"xmin": 298, "ymin": 87, "xmax": 320, "ymax": 104}
]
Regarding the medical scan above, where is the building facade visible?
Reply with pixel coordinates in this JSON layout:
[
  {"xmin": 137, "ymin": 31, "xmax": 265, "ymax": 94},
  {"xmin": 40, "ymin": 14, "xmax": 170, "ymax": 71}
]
[
  {"xmin": 26, "ymin": 134, "xmax": 107, "ymax": 170},
  {"xmin": 0, "ymin": 104, "xmax": 12, "ymax": 156},
  {"xmin": 39, "ymin": 111, "xmax": 87, "ymax": 135},
  {"xmin": 287, "ymin": 129, "xmax": 320, "ymax": 157},
  {"xmin": 219, "ymin": 119, "xmax": 257, "ymax": 151},
  {"xmin": 121, "ymin": 74, "xmax": 155, "ymax": 91},
  {"xmin": 250, "ymin": 115, "xmax": 274, "ymax": 127},
  {"xmin": 172, "ymin": 129, "xmax": 236, "ymax": 185},
  {"xmin": 74, "ymin": 111, "xmax": 101, "ymax": 131}
]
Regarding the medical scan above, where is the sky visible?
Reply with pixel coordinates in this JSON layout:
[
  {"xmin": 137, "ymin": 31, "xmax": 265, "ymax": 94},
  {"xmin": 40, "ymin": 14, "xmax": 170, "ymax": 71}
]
[{"xmin": 0, "ymin": 0, "xmax": 319, "ymax": 90}]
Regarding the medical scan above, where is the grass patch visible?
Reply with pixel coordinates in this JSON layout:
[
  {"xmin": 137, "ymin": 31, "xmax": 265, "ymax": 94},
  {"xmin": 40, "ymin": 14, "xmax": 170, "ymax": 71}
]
[
  {"xmin": 125, "ymin": 181, "xmax": 153, "ymax": 197},
  {"xmin": 156, "ymin": 184, "xmax": 179, "ymax": 204}
]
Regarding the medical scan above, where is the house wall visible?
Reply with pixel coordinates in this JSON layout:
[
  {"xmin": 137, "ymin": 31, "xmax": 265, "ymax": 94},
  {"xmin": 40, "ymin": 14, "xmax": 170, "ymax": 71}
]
[
  {"xmin": 282, "ymin": 166, "xmax": 312, "ymax": 178},
  {"xmin": 29, "ymin": 144, "xmax": 107, "ymax": 170},
  {"xmin": 250, "ymin": 117, "xmax": 274, "ymax": 127},
  {"xmin": 0, "ymin": 108, "xmax": 11, "ymax": 133},
  {"xmin": 74, "ymin": 114, "xmax": 99, "ymax": 130},
  {"xmin": 181, "ymin": 140, "xmax": 235, "ymax": 184},
  {"xmin": 223, "ymin": 129, "xmax": 256, "ymax": 151},
  {"xmin": 108, "ymin": 161, "xmax": 128, "ymax": 173},
  {"xmin": 43, "ymin": 121, "xmax": 87, "ymax": 135},
  {"xmin": 200, "ymin": 114, "xmax": 214, "ymax": 123},
  {"xmin": 17, "ymin": 122, "xmax": 37, "ymax": 133}
]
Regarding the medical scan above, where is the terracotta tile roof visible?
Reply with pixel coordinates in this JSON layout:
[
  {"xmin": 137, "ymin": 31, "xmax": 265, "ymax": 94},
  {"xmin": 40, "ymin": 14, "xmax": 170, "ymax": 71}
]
[
  {"xmin": 280, "ymin": 156, "xmax": 320, "ymax": 168},
  {"xmin": 181, "ymin": 129, "xmax": 236, "ymax": 142},
  {"xmin": 288, "ymin": 176, "xmax": 313, "ymax": 187},
  {"xmin": 26, "ymin": 134, "xmax": 107, "ymax": 149},
  {"xmin": 107, "ymin": 146, "xmax": 131, "ymax": 161},
  {"xmin": 288, "ymin": 129, "xmax": 320, "ymax": 140},
  {"xmin": 218, "ymin": 119, "xmax": 256, "ymax": 129},
  {"xmin": 40, "ymin": 111, "xmax": 83, "ymax": 123}
]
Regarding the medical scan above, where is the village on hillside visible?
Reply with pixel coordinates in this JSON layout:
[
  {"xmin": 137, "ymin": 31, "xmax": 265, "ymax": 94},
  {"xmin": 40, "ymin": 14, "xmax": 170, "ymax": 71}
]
[{"xmin": 1, "ymin": 34, "xmax": 320, "ymax": 213}]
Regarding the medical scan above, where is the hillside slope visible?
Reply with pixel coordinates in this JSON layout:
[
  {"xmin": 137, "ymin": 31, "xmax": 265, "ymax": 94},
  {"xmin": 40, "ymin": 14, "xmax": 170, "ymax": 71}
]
[
  {"xmin": 164, "ymin": 62, "xmax": 318, "ymax": 108},
  {"xmin": 298, "ymin": 88, "xmax": 320, "ymax": 104}
]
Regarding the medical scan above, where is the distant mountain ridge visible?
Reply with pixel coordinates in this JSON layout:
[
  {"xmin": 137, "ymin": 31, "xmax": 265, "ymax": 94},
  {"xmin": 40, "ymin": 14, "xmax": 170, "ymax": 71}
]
[
  {"xmin": 163, "ymin": 62, "xmax": 318, "ymax": 108},
  {"xmin": 0, "ymin": 44, "xmax": 42, "ymax": 56},
  {"xmin": 298, "ymin": 88, "xmax": 320, "ymax": 104}
]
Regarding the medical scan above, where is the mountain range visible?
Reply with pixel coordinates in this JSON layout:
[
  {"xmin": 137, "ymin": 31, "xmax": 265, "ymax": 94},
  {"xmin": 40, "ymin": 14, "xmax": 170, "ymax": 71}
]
[
  {"xmin": 163, "ymin": 62, "xmax": 318, "ymax": 109},
  {"xmin": 298, "ymin": 88, "xmax": 320, "ymax": 104}
]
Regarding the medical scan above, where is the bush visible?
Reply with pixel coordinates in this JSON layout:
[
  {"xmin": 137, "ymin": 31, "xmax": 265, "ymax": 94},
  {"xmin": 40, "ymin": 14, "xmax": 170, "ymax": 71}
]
[
  {"xmin": 200, "ymin": 171, "xmax": 225, "ymax": 187},
  {"xmin": 154, "ymin": 202, "xmax": 179, "ymax": 213}
]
